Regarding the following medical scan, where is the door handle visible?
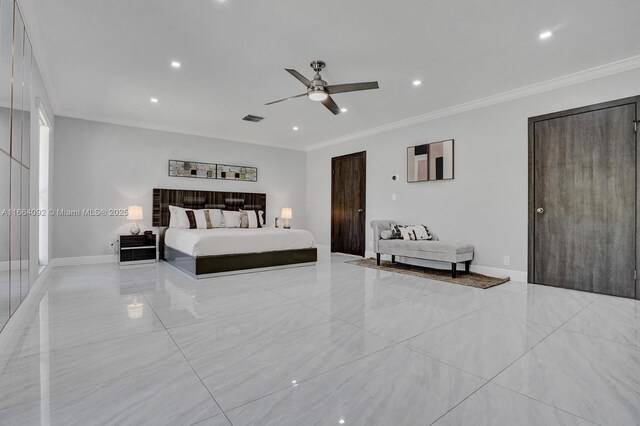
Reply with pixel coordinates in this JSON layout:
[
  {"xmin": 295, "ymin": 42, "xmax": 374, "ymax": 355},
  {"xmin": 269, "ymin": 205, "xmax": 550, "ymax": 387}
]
[
  {"xmin": 536, "ymin": 207, "xmax": 544, "ymax": 214},
  {"xmin": 358, "ymin": 209, "xmax": 363, "ymax": 213}
]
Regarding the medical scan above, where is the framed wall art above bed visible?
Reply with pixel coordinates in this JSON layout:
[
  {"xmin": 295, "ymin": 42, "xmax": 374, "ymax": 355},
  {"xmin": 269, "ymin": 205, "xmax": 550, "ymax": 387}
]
[{"xmin": 168, "ymin": 160, "xmax": 258, "ymax": 182}]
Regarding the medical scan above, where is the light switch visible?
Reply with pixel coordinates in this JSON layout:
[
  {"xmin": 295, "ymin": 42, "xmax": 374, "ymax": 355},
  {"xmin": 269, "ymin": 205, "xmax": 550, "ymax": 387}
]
[{"xmin": 392, "ymin": 193, "xmax": 397, "ymax": 201}]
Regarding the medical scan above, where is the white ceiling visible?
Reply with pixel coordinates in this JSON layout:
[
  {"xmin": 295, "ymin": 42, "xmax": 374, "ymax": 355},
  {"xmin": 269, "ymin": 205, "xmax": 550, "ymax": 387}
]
[{"xmin": 22, "ymin": 0, "xmax": 640, "ymax": 150}]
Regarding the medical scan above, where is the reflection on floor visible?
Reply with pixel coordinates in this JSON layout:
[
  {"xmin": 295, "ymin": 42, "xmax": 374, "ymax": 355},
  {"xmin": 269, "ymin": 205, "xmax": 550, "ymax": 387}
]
[{"xmin": 0, "ymin": 247, "xmax": 638, "ymax": 425}]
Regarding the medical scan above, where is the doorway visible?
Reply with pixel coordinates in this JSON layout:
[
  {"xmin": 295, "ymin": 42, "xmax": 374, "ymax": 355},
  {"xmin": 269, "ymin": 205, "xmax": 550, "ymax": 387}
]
[
  {"xmin": 331, "ymin": 151, "xmax": 366, "ymax": 256},
  {"xmin": 528, "ymin": 96, "xmax": 639, "ymax": 298}
]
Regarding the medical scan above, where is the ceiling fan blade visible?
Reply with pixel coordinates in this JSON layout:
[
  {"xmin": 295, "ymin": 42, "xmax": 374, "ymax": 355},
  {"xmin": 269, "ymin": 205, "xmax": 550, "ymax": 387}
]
[
  {"xmin": 321, "ymin": 95, "xmax": 341, "ymax": 115},
  {"xmin": 265, "ymin": 93, "xmax": 307, "ymax": 105},
  {"xmin": 285, "ymin": 69, "xmax": 312, "ymax": 87},
  {"xmin": 326, "ymin": 81, "xmax": 379, "ymax": 95}
]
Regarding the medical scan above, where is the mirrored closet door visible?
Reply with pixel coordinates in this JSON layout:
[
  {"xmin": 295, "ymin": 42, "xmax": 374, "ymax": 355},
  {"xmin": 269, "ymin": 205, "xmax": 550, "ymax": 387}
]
[{"xmin": 0, "ymin": 0, "xmax": 34, "ymax": 331}]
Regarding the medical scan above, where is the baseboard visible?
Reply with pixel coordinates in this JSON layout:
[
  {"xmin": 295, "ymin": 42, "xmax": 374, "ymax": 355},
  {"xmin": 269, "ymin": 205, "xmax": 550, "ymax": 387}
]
[
  {"xmin": 366, "ymin": 251, "xmax": 527, "ymax": 282},
  {"xmin": 0, "ymin": 264, "xmax": 52, "ymax": 356},
  {"xmin": 50, "ymin": 254, "xmax": 117, "ymax": 267},
  {"xmin": 0, "ymin": 260, "xmax": 23, "ymax": 272}
]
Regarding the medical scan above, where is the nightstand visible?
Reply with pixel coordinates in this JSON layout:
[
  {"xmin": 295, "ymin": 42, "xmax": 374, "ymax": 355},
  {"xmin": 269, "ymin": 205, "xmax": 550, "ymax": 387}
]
[{"xmin": 119, "ymin": 234, "xmax": 156, "ymax": 265}]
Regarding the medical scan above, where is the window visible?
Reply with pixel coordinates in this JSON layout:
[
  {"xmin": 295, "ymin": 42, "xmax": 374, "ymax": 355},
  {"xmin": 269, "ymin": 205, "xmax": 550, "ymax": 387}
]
[{"xmin": 38, "ymin": 109, "xmax": 50, "ymax": 267}]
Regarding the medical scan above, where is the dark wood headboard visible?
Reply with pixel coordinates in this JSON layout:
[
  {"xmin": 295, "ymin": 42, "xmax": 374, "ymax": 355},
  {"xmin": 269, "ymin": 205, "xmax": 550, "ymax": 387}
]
[{"xmin": 152, "ymin": 188, "xmax": 267, "ymax": 227}]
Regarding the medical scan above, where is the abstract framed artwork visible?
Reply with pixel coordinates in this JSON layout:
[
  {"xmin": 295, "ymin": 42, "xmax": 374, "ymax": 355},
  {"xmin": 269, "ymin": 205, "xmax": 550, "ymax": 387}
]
[
  {"xmin": 169, "ymin": 160, "xmax": 217, "ymax": 179},
  {"xmin": 407, "ymin": 139, "xmax": 454, "ymax": 182},
  {"xmin": 217, "ymin": 164, "xmax": 258, "ymax": 182},
  {"xmin": 168, "ymin": 160, "xmax": 258, "ymax": 182}
]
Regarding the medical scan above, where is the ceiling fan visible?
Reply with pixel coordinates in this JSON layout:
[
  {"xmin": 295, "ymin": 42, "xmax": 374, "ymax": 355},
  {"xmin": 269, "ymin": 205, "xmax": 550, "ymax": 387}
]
[{"xmin": 265, "ymin": 60, "xmax": 379, "ymax": 115}]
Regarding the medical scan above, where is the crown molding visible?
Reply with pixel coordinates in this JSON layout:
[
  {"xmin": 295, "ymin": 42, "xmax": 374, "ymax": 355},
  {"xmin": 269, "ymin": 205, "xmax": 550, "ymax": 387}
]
[
  {"xmin": 306, "ymin": 55, "xmax": 640, "ymax": 151},
  {"xmin": 54, "ymin": 111, "xmax": 307, "ymax": 152}
]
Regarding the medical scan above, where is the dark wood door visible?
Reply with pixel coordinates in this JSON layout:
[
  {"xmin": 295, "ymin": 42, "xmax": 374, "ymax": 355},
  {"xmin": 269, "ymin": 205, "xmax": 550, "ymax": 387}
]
[
  {"xmin": 529, "ymin": 98, "xmax": 638, "ymax": 298},
  {"xmin": 331, "ymin": 151, "xmax": 366, "ymax": 256}
]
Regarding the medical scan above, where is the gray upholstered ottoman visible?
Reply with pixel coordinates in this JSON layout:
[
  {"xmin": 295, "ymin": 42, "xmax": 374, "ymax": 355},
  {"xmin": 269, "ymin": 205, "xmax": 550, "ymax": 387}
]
[{"xmin": 371, "ymin": 220, "xmax": 474, "ymax": 278}]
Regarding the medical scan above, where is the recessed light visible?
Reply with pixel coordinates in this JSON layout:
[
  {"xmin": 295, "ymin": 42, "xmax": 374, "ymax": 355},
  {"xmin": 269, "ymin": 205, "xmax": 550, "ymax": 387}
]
[
  {"xmin": 340, "ymin": 108, "xmax": 348, "ymax": 113},
  {"xmin": 171, "ymin": 61, "xmax": 181, "ymax": 68},
  {"xmin": 539, "ymin": 31, "xmax": 553, "ymax": 40},
  {"xmin": 412, "ymin": 80, "xmax": 422, "ymax": 86},
  {"xmin": 150, "ymin": 98, "xmax": 159, "ymax": 103},
  {"xmin": 339, "ymin": 420, "xmax": 345, "ymax": 424},
  {"xmin": 292, "ymin": 126, "xmax": 299, "ymax": 131}
]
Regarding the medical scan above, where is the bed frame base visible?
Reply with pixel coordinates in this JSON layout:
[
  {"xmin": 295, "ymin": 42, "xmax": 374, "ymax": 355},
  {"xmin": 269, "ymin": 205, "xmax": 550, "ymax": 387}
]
[{"xmin": 163, "ymin": 245, "xmax": 318, "ymax": 279}]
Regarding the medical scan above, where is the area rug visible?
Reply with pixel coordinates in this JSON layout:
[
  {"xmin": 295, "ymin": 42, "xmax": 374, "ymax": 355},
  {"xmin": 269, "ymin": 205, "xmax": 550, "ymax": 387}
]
[{"xmin": 346, "ymin": 258, "xmax": 510, "ymax": 289}]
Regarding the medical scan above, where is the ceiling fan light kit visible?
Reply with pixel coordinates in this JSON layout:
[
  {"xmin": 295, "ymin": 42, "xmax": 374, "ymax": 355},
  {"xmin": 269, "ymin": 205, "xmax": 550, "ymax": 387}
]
[
  {"xmin": 266, "ymin": 60, "xmax": 379, "ymax": 115},
  {"xmin": 308, "ymin": 90, "xmax": 328, "ymax": 102}
]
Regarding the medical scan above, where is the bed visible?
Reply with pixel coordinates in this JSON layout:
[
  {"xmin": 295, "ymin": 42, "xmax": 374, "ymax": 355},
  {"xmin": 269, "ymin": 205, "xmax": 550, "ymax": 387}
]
[{"xmin": 153, "ymin": 188, "xmax": 317, "ymax": 278}]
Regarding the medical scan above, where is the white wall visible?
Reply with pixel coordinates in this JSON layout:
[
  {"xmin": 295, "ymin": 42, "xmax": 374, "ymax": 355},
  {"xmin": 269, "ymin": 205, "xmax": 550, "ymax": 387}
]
[
  {"xmin": 52, "ymin": 117, "xmax": 307, "ymax": 259},
  {"xmin": 306, "ymin": 67, "xmax": 640, "ymax": 277}
]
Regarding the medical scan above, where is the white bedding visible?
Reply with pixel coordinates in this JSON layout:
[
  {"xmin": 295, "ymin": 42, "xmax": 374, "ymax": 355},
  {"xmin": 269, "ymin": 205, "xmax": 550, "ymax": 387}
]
[{"xmin": 165, "ymin": 227, "xmax": 316, "ymax": 257}]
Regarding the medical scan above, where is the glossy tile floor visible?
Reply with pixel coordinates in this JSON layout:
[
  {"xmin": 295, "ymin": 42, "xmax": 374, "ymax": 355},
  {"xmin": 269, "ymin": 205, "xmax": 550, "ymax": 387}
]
[{"xmin": 0, "ymin": 248, "xmax": 639, "ymax": 425}]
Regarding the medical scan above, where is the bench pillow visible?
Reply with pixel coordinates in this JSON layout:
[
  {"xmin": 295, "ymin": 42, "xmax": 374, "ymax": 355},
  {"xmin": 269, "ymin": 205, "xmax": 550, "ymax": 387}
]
[
  {"xmin": 399, "ymin": 225, "xmax": 433, "ymax": 241},
  {"xmin": 412, "ymin": 225, "xmax": 433, "ymax": 240},
  {"xmin": 391, "ymin": 224, "xmax": 405, "ymax": 239},
  {"xmin": 380, "ymin": 230, "xmax": 395, "ymax": 239}
]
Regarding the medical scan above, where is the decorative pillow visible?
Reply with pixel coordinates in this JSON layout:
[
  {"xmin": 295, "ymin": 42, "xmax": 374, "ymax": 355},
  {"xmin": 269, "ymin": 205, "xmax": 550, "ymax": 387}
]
[
  {"xmin": 380, "ymin": 230, "xmax": 394, "ymax": 240},
  {"xmin": 184, "ymin": 210, "xmax": 198, "ymax": 229},
  {"xmin": 413, "ymin": 225, "xmax": 433, "ymax": 240},
  {"xmin": 169, "ymin": 205, "xmax": 190, "ymax": 229},
  {"xmin": 240, "ymin": 211, "xmax": 249, "ymax": 228},
  {"xmin": 203, "ymin": 210, "xmax": 214, "ymax": 229},
  {"xmin": 258, "ymin": 210, "xmax": 265, "ymax": 227},
  {"xmin": 208, "ymin": 209, "xmax": 224, "ymax": 228},
  {"xmin": 240, "ymin": 210, "xmax": 259, "ymax": 228},
  {"xmin": 391, "ymin": 224, "xmax": 405, "ymax": 239},
  {"xmin": 222, "ymin": 210, "xmax": 243, "ymax": 228},
  {"xmin": 400, "ymin": 226, "xmax": 415, "ymax": 240},
  {"xmin": 193, "ymin": 210, "xmax": 210, "ymax": 229},
  {"xmin": 400, "ymin": 225, "xmax": 433, "ymax": 241}
]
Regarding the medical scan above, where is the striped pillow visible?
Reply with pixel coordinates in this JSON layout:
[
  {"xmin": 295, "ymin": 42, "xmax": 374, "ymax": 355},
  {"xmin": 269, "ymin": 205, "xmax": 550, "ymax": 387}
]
[
  {"xmin": 184, "ymin": 210, "xmax": 198, "ymax": 229},
  {"xmin": 240, "ymin": 210, "xmax": 259, "ymax": 228}
]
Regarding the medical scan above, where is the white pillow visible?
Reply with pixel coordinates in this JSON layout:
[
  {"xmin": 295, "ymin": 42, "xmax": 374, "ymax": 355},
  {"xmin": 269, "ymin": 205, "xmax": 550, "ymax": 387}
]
[
  {"xmin": 222, "ymin": 210, "xmax": 243, "ymax": 228},
  {"xmin": 258, "ymin": 210, "xmax": 265, "ymax": 227},
  {"xmin": 193, "ymin": 210, "xmax": 209, "ymax": 229},
  {"xmin": 168, "ymin": 205, "xmax": 190, "ymax": 229},
  {"xmin": 240, "ymin": 210, "xmax": 259, "ymax": 228},
  {"xmin": 207, "ymin": 209, "xmax": 224, "ymax": 228}
]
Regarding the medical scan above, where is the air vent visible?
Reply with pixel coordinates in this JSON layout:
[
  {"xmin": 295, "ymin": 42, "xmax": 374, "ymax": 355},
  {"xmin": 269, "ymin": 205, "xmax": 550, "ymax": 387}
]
[{"xmin": 242, "ymin": 114, "xmax": 264, "ymax": 123}]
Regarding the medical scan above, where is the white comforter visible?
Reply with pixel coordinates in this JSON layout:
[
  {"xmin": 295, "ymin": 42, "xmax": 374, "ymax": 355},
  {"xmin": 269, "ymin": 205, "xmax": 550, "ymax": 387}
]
[{"xmin": 164, "ymin": 227, "xmax": 316, "ymax": 257}]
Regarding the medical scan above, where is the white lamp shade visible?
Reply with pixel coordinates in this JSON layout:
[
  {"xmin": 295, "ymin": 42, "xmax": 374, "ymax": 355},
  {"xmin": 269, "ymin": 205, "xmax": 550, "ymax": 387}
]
[
  {"xmin": 127, "ymin": 205, "xmax": 144, "ymax": 221},
  {"xmin": 281, "ymin": 207, "xmax": 292, "ymax": 220}
]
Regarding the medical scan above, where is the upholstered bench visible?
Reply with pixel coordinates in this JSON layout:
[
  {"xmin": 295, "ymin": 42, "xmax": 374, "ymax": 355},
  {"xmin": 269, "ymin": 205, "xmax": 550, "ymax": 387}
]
[{"xmin": 371, "ymin": 220, "xmax": 474, "ymax": 278}]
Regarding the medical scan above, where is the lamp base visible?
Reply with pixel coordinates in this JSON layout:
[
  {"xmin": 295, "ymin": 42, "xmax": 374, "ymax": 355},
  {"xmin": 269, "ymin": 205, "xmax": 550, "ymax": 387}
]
[
  {"xmin": 282, "ymin": 219, "xmax": 291, "ymax": 229},
  {"xmin": 130, "ymin": 222, "xmax": 140, "ymax": 235}
]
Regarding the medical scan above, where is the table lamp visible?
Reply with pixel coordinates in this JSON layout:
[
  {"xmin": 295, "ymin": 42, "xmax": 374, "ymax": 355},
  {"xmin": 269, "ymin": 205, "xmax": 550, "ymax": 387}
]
[
  {"xmin": 281, "ymin": 207, "xmax": 292, "ymax": 229},
  {"xmin": 127, "ymin": 205, "xmax": 143, "ymax": 235}
]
